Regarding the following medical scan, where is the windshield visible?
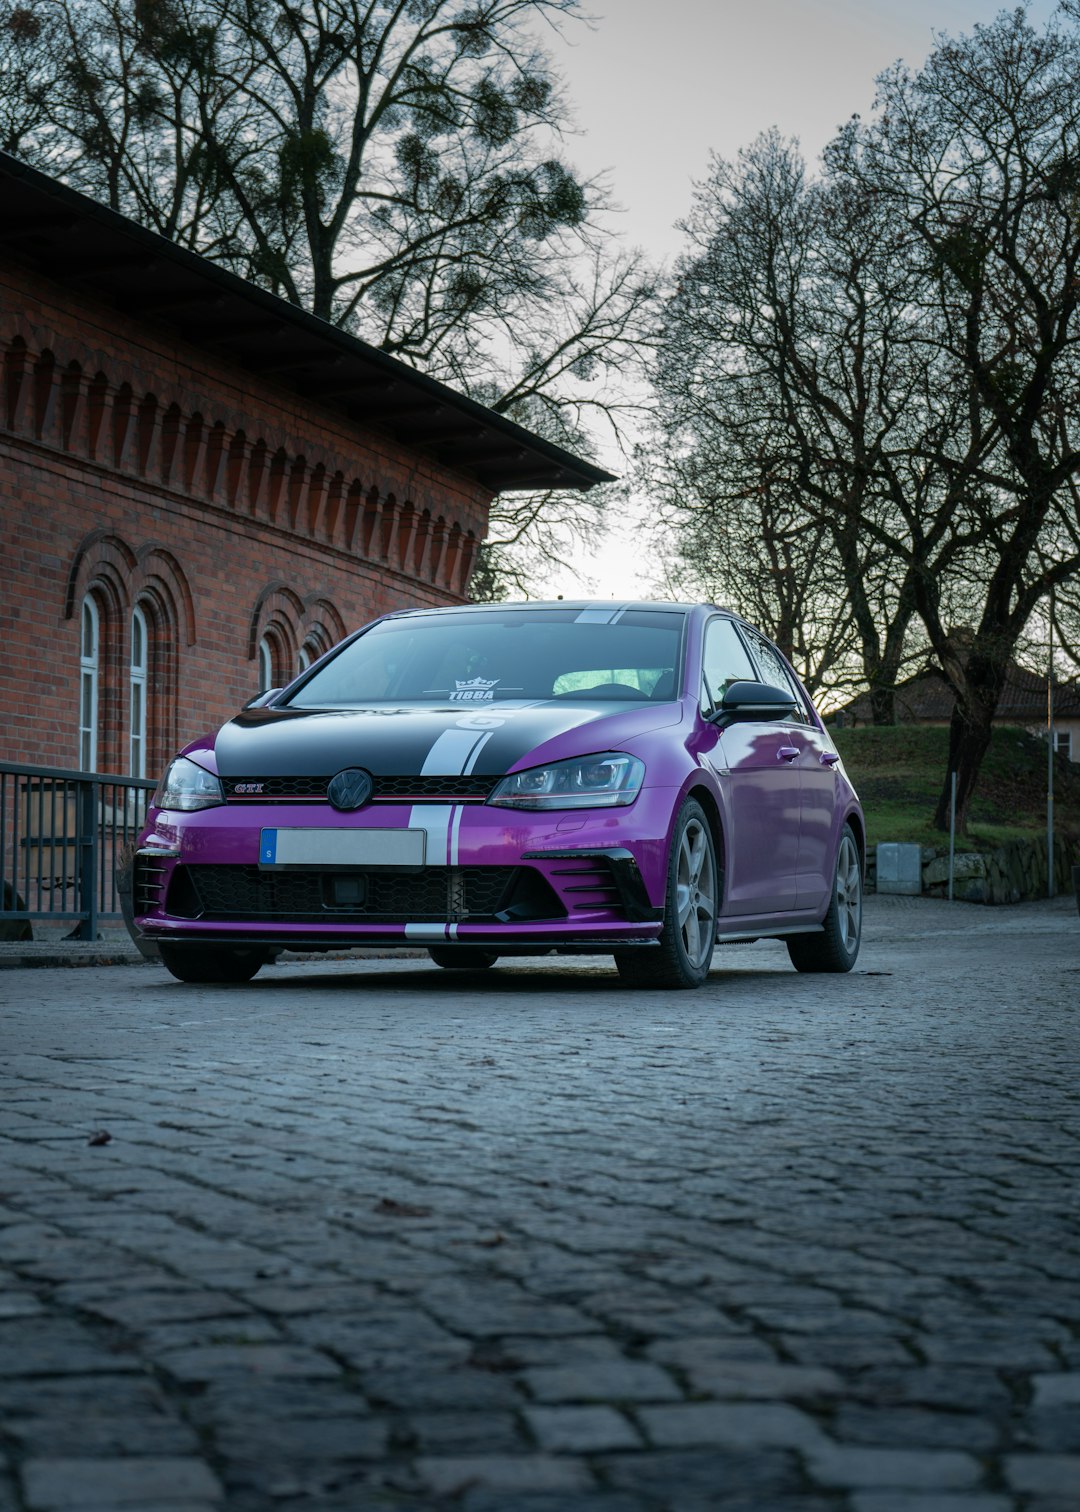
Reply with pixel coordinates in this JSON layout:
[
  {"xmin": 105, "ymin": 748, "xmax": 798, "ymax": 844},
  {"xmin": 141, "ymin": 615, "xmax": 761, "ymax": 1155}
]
[{"xmin": 285, "ymin": 608, "xmax": 686, "ymax": 708}]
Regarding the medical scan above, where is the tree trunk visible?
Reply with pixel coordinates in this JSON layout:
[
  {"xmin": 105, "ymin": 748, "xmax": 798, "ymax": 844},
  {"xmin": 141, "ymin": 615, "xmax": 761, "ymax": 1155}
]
[
  {"xmin": 932, "ymin": 648, "xmax": 1006, "ymax": 832},
  {"xmin": 869, "ymin": 683, "xmax": 896, "ymax": 725}
]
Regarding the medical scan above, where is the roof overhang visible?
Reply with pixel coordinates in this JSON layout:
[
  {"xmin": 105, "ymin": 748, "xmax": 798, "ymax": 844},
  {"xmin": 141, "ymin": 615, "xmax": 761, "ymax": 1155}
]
[{"xmin": 0, "ymin": 151, "xmax": 617, "ymax": 495}]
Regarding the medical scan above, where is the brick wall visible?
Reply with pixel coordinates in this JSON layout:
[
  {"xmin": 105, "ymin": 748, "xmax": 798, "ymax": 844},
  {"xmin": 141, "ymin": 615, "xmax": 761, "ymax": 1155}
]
[{"xmin": 0, "ymin": 258, "xmax": 493, "ymax": 777}]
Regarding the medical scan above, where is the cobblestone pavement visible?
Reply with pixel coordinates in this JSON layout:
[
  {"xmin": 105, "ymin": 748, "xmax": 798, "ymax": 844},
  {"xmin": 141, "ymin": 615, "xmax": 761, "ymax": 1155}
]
[{"xmin": 1, "ymin": 895, "xmax": 1078, "ymax": 1512}]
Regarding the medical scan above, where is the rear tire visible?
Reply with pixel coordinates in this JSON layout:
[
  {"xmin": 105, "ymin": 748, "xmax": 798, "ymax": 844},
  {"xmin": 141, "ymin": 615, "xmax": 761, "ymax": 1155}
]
[
  {"xmin": 787, "ymin": 824, "xmax": 862, "ymax": 973},
  {"xmin": 614, "ymin": 797, "xmax": 717, "ymax": 990},
  {"xmin": 428, "ymin": 947, "xmax": 498, "ymax": 970},
  {"xmin": 159, "ymin": 943, "xmax": 266, "ymax": 984}
]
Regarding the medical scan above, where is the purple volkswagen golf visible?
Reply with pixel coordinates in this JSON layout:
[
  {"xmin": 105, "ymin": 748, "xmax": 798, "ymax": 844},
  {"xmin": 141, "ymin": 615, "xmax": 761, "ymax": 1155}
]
[{"xmin": 122, "ymin": 602, "xmax": 864, "ymax": 988}]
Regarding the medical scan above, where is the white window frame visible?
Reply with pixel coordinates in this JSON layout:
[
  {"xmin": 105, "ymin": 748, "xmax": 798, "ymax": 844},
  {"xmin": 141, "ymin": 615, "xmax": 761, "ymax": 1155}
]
[
  {"xmin": 1054, "ymin": 728, "xmax": 1072, "ymax": 761},
  {"xmin": 79, "ymin": 595, "xmax": 100, "ymax": 771},
  {"xmin": 129, "ymin": 604, "xmax": 148, "ymax": 778},
  {"xmin": 258, "ymin": 635, "xmax": 274, "ymax": 692}
]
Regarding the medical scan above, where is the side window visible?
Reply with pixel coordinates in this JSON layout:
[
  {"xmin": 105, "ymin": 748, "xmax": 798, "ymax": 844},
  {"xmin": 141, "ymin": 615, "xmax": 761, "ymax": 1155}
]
[
  {"xmin": 701, "ymin": 618, "xmax": 758, "ymax": 710},
  {"xmin": 745, "ymin": 633, "xmax": 811, "ymax": 724}
]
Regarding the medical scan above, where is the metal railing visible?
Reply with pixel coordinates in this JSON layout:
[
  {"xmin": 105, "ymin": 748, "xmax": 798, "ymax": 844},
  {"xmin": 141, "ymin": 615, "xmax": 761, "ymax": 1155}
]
[{"xmin": 0, "ymin": 762, "xmax": 157, "ymax": 940}]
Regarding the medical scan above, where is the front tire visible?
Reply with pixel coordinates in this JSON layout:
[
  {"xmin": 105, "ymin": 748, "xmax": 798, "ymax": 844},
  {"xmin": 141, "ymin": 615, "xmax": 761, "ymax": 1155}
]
[
  {"xmin": 428, "ymin": 947, "xmax": 498, "ymax": 970},
  {"xmin": 614, "ymin": 797, "xmax": 718, "ymax": 990},
  {"xmin": 159, "ymin": 943, "xmax": 266, "ymax": 984},
  {"xmin": 787, "ymin": 824, "xmax": 862, "ymax": 973}
]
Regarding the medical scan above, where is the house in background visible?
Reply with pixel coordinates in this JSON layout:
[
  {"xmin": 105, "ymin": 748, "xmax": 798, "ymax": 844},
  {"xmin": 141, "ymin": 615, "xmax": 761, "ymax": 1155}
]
[
  {"xmin": 833, "ymin": 652, "xmax": 1080, "ymax": 761},
  {"xmin": 0, "ymin": 150, "xmax": 611, "ymax": 782}
]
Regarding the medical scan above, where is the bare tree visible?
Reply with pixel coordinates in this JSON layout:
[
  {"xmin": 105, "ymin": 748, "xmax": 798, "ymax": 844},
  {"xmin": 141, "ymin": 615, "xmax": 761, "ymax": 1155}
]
[
  {"xmin": 646, "ymin": 132, "xmax": 934, "ymax": 719},
  {"xmin": 837, "ymin": 5, "xmax": 1080, "ymax": 829},
  {"xmin": 6, "ymin": 0, "xmax": 655, "ymax": 588}
]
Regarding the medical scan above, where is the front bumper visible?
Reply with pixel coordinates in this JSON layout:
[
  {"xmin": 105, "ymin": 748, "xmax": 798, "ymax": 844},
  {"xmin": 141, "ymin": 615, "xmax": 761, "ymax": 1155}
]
[{"xmin": 125, "ymin": 794, "xmax": 675, "ymax": 953}]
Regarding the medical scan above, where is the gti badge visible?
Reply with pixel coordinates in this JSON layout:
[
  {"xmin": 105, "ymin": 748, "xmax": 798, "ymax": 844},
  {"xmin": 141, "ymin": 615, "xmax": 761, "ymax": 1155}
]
[{"xmin": 327, "ymin": 767, "xmax": 374, "ymax": 811}]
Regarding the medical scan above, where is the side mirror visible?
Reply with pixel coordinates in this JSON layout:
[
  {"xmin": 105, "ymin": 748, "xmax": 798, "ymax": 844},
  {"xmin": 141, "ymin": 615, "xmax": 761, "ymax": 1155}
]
[
  {"xmin": 243, "ymin": 688, "xmax": 282, "ymax": 709},
  {"xmin": 711, "ymin": 680, "xmax": 798, "ymax": 725}
]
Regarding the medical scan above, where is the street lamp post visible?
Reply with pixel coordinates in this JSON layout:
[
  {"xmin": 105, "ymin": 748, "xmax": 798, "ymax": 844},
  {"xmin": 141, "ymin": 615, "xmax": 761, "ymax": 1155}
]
[{"xmin": 1048, "ymin": 585, "xmax": 1055, "ymax": 900}]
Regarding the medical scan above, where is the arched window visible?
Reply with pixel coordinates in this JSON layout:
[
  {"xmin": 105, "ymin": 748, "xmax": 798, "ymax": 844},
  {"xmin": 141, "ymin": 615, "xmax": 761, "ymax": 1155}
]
[
  {"xmin": 129, "ymin": 604, "xmax": 149, "ymax": 778},
  {"xmin": 299, "ymin": 623, "xmax": 331, "ymax": 676},
  {"xmin": 258, "ymin": 634, "xmax": 277, "ymax": 692},
  {"xmin": 79, "ymin": 595, "xmax": 100, "ymax": 770}
]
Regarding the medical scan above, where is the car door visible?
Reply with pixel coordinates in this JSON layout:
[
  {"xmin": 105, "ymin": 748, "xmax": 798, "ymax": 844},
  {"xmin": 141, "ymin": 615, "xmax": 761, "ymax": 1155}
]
[
  {"xmin": 742, "ymin": 631, "xmax": 834, "ymax": 912},
  {"xmin": 700, "ymin": 617, "xmax": 800, "ymax": 916}
]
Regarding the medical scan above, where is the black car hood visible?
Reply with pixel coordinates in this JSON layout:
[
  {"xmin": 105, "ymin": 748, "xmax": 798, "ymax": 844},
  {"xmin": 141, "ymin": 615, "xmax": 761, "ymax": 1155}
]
[{"xmin": 211, "ymin": 700, "xmax": 680, "ymax": 778}]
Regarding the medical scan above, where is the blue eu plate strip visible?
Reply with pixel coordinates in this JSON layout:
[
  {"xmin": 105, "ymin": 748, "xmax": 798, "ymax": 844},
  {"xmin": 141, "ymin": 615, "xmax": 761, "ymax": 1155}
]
[{"xmin": 260, "ymin": 829, "xmax": 278, "ymax": 864}]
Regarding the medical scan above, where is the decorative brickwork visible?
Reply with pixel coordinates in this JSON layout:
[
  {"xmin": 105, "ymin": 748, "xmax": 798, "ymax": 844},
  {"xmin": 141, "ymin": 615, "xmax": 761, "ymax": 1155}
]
[{"xmin": 0, "ymin": 258, "xmax": 493, "ymax": 777}]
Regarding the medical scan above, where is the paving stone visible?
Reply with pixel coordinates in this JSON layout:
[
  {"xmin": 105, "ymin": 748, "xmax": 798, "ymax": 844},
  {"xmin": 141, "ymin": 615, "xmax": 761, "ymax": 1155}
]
[
  {"xmin": 638, "ymin": 1401, "xmax": 827, "ymax": 1452},
  {"xmin": 644, "ymin": 1334, "xmax": 781, "ymax": 1369},
  {"xmin": 462, "ymin": 1495, "xmax": 647, "ymax": 1512},
  {"xmin": 1021, "ymin": 1407, "xmax": 1080, "ymax": 1452},
  {"xmin": 364, "ymin": 1366, "xmax": 524, "ymax": 1411},
  {"xmin": 1031, "ymin": 1373, "xmax": 1080, "ymax": 1407},
  {"xmin": 0, "ymin": 1320, "xmax": 141, "ymax": 1377},
  {"xmin": 6, "ymin": 1414, "xmax": 200, "ymax": 1457},
  {"xmin": 782, "ymin": 1335, "xmax": 919, "ymax": 1369},
  {"xmin": 808, "ymin": 1445, "xmax": 984, "ymax": 1491},
  {"xmin": 413, "ymin": 1453, "xmax": 594, "ymax": 1496},
  {"xmin": 75, "ymin": 1290, "xmax": 255, "ymax": 1328},
  {"xmin": 405, "ymin": 1411, "xmax": 526, "ymax": 1455},
  {"xmin": 678, "ymin": 1360, "xmax": 842, "ymax": 1401},
  {"xmin": 832, "ymin": 1405, "xmax": 1003, "ymax": 1452},
  {"xmin": 847, "ymin": 1368, "xmax": 1014, "ymax": 1413},
  {"xmin": 212, "ymin": 1416, "xmax": 389, "ymax": 1464},
  {"xmin": 156, "ymin": 1342, "xmax": 342, "ymax": 1383},
  {"xmin": 20, "ymin": 1456, "xmax": 223, "ymax": 1508},
  {"xmin": 598, "ymin": 1447, "xmax": 806, "ymax": 1502},
  {"xmin": 237, "ymin": 1282, "xmax": 379, "ymax": 1315},
  {"xmin": 523, "ymin": 1404, "xmax": 642, "ymax": 1452},
  {"xmin": 523, "ymin": 1360, "xmax": 681, "ymax": 1403},
  {"xmin": 1003, "ymin": 1454, "xmax": 1080, "ymax": 1495},
  {"xmin": 849, "ymin": 1497, "xmax": 1013, "ymax": 1512}
]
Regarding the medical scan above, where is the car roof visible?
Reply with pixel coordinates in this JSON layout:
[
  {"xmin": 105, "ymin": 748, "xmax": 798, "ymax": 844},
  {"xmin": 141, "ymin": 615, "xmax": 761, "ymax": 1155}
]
[{"xmin": 383, "ymin": 600, "xmax": 732, "ymax": 619}]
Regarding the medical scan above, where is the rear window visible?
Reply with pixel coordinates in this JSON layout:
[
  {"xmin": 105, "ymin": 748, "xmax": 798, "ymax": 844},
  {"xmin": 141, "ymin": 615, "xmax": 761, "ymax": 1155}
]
[{"xmin": 285, "ymin": 608, "xmax": 686, "ymax": 708}]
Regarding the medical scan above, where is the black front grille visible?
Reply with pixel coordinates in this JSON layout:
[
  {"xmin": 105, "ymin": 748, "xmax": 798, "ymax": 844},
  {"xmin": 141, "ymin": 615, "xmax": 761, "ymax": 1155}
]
[
  {"xmin": 222, "ymin": 774, "xmax": 497, "ymax": 804},
  {"xmin": 171, "ymin": 864, "xmax": 544, "ymax": 923},
  {"xmin": 373, "ymin": 775, "xmax": 496, "ymax": 801}
]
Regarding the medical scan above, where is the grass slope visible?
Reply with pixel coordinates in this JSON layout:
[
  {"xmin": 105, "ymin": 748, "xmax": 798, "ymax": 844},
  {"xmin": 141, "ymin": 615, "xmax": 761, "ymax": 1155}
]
[{"xmin": 832, "ymin": 724, "xmax": 1080, "ymax": 848}]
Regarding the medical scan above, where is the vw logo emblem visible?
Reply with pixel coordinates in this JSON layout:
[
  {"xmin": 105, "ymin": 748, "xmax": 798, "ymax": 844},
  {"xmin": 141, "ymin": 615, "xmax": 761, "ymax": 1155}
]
[{"xmin": 327, "ymin": 767, "xmax": 373, "ymax": 811}]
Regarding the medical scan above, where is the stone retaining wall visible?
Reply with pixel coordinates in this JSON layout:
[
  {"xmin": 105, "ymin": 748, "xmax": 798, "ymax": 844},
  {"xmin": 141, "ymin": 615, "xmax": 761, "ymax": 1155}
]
[{"xmin": 867, "ymin": 834, "xmax": 1079, "ymax": 904}]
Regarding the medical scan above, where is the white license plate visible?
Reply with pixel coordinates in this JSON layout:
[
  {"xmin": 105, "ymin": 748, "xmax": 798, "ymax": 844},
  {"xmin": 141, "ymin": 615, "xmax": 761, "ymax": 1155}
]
[{"xmin": 259, "ymin": 828, "xmax": 425, "ymax": 868}]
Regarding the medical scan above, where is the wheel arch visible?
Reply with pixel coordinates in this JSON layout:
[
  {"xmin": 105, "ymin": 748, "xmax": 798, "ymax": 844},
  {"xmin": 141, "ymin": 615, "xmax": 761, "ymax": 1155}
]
[
  {"xmin": 843, "ymin": 807, "xmax": 867, "ymax": 873},
  {"xmin": 685, "ymin": 781, "xmax": 726, "ymax": 902}
]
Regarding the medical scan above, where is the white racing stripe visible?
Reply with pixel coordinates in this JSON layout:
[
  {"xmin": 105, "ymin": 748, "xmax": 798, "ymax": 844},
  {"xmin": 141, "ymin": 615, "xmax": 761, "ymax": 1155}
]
[
  {"xmin": 449, "ymin": 804, "xmax": 465, "ymax": 866},
  {"xmin": 420, "ymin": 728, "xmax": 491, "ymax": 775},
  {"xmin": 574, "ymin": 605, "xmax": 620, "ymax": 623},
  {"xmin": 407, "ymin": 803, "xmax": 453, "ymax": 865}
]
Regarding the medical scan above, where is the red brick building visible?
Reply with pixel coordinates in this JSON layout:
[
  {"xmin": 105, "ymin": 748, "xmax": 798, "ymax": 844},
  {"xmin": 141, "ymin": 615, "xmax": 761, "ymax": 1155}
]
[{"xmin": 0, "ymin": 152, "xmax": 609, "ymax": 781}]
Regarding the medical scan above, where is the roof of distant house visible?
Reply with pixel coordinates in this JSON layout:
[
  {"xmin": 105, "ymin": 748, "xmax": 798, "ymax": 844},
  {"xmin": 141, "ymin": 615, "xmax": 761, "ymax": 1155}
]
[
  {"xmin": 0, "ymin": 150, "xmax": 616, "ymax": 496},
  {"xmin": 837, "ymin": 658, "xmax": 1080, "ymax": 724}
]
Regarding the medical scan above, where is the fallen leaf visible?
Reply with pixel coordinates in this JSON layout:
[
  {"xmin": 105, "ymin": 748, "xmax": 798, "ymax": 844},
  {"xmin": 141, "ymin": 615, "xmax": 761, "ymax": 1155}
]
[{"xmin": 374, "ymin": 1197, "xmax": 431, "ymax": 1218}]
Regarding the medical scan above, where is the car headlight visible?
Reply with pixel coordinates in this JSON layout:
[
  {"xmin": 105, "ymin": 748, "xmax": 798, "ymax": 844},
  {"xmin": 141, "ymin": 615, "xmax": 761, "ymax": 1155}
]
[
  {"xmin": 154, "ymin": 756, "xmax": 225, "ymax": 812},
  {"xmin": 488, "ymin": 753, "xmax": 645, "ymax": 810}
]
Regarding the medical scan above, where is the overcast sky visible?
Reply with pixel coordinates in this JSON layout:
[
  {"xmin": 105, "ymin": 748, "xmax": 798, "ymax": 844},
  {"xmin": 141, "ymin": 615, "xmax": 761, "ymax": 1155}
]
[{"xmin": 540, "ymin": 0, "xmax": 1060, "ymax": 599}]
